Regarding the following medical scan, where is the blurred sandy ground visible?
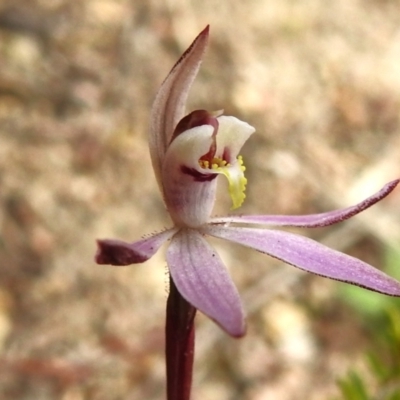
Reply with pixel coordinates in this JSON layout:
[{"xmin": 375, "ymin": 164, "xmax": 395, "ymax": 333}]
[{"xmin": 0, "ymin": 0, "xmax": 399, "ymax": 399}]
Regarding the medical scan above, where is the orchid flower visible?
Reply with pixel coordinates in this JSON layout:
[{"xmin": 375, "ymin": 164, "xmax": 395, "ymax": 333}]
[{"xmin": 95, "ymin": 26, "xmax": 400, "ymax": 339}]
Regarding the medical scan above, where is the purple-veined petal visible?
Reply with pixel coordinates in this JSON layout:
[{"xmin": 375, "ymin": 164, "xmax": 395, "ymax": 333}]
[
  {"xmin": 95, "ymin": 228, "xmax": 177, "ymax": 266},
  {"xmin": 210, "ymin": 179, "xmax": 399, "ymax": 227},
  {"xmin": 149, "ymin": 26, "xmax": 209, "ymax": 188},
  {"xmin": 166, "ymin": 229, "xmax": 246, "ymax": 337},
  {"xmin": 204, "ymin": 225, "xmax": 400, "ymax": 296}
]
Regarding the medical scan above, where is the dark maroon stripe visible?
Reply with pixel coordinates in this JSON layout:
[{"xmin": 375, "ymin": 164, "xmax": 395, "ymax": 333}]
[{"xmin": 181, "ymin": 166, "xmax": 217, "ymax": 182}]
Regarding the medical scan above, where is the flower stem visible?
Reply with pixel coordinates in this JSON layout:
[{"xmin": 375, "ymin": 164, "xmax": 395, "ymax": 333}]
[{"xmin": 166, "ymin": 276, "xmax": 197, "ymax": 400}]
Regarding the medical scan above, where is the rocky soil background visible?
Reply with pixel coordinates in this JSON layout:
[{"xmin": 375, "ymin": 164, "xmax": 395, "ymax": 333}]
[{"xmin": 0, "ymin": 0, "xmax": 400, "ymax": 399}]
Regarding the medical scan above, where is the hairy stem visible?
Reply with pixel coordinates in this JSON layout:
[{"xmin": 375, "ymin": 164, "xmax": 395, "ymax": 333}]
[{"xmin": 166, "ymin": 276, "xmax": 197, "ymax": 400}]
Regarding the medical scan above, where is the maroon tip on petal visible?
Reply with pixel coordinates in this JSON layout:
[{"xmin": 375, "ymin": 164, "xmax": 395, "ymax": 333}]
[
  {"xmin": 95, "ymin": 239, "xmax": 149, "ymax": 265},
  {"xmin": 95, "ymin": 229, "xmax": 176, "ymax": 266}
]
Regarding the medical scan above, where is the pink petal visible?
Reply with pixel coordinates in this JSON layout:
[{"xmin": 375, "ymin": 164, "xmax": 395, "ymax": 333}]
[
  {"xmin": 204, "ymin": 225, "xmax": 400, "ymax": 296},
  {"xmin": 95, "ymin": 229, "xmax": 176, "ymax": 266},
  {"xmin": 166, "ymin": 229, "xmax": 246, "ymax": 337},
  {"xmin": 210, "ymin": 179, "xmax": 399, "ymax": 227},
  {"xmin": 149, "ymin": 26, "xmax": 209, "ymax": 187}
]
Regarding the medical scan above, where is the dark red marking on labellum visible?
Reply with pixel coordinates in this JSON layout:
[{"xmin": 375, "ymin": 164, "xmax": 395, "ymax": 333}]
[{"xmin": 181, "ymin": 166, "xmax": 218, "ymax": 182}]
